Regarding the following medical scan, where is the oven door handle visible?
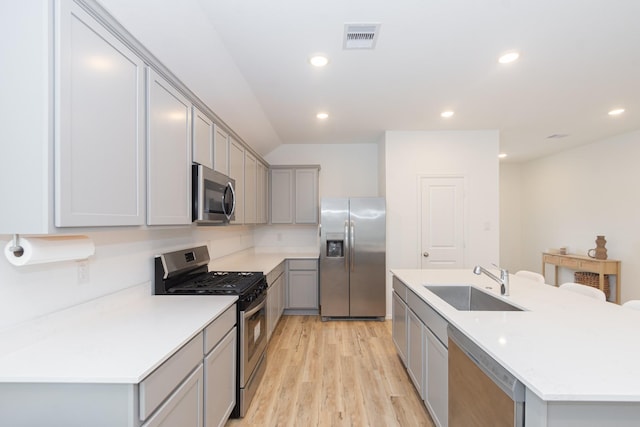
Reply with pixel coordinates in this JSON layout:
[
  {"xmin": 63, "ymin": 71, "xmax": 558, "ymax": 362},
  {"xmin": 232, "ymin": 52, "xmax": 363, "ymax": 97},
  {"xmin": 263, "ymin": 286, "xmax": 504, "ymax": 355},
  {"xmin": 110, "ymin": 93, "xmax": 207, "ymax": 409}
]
[{"xmin": 243, "ymin": 293, "xmax": 266, "ymax": 318}]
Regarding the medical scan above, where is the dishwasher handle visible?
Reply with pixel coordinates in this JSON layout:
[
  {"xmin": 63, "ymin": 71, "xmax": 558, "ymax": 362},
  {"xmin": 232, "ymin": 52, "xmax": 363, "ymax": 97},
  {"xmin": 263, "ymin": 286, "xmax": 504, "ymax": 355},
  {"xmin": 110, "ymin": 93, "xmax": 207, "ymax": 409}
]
[{"xmin": 447, "ymin": 324, "xmax": 525, "ymax": 402}]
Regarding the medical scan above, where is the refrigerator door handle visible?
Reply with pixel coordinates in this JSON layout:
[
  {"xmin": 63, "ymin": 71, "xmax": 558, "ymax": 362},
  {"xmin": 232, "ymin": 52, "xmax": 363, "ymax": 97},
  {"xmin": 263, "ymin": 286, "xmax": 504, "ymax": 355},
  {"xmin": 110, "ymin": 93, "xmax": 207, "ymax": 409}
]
[
  {"xmin": 350, "ymin": 220, "xmax": 355, "ymax": 272},
  {"xmin": 344, "ymin": 220, "xmax": 349, "ymax": 272}
]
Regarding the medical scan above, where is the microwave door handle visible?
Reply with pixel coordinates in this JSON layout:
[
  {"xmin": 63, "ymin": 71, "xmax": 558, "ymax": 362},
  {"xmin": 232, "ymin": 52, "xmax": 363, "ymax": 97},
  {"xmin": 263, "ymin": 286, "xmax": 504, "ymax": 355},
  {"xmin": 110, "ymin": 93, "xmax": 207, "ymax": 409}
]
[{"xmin": 223, "ymin": 182, "xmax": 236, "ymax": 220}]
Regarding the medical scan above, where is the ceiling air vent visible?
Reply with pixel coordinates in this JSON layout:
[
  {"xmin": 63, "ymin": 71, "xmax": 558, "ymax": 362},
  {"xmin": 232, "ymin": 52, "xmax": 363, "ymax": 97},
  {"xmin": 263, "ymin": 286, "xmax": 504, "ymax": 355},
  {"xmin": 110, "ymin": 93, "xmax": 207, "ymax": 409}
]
[{"xmin": 343, "ymin": 23, "xmax": 381, "ymax": 50}]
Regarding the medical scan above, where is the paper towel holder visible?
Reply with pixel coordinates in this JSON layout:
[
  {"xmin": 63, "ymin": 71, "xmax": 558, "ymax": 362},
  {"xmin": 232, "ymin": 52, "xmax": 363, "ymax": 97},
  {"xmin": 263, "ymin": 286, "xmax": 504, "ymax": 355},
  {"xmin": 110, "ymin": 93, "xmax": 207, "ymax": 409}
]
[{"xmin": 9, "ymin": 234, "xmax": 24, "ymax": 257}]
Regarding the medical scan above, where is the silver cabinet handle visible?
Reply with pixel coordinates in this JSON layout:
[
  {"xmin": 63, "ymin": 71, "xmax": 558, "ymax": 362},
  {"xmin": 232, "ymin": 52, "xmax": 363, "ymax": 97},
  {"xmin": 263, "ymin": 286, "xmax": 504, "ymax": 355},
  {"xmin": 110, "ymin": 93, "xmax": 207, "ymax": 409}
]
[{"xmin": 423, "ymin": 252, "xmax": 430, "ymax": 257}]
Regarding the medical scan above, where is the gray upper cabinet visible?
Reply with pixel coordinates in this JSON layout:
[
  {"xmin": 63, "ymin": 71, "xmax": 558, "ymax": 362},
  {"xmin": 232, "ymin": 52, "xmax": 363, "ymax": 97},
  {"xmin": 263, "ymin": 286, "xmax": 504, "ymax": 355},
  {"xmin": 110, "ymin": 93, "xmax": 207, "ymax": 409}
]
[
  {"xmin": 192, "ymin": 107, "xmax": 214, "ymax": 169},
  {"xmin": 3, "ymin": 0, "xmax": 147, "ymax": 231},
  {"xmin": 228, "ymin": 137, "xmax": 245, "ymax": 224},
  {"xmin": 270, "ymin": 166, "xmax": 319, "ymax": 224},
  {"xmin": 244, "ymin": 152, "xmax": 257, "ymax": 224},
  {"xmin": 147, "ymin": 69, "xmax": 192, "ymax": 225},
  {"xmin": 256, "ymin": 162, "xmax": 268, "ymax": 224},
  {"xmin": 55, "ymin": 0, "xmax": 146, "ymax": 227},
  {"xmin": 213, "ymin": 126, "xmax": 229, "ymax": 175}
]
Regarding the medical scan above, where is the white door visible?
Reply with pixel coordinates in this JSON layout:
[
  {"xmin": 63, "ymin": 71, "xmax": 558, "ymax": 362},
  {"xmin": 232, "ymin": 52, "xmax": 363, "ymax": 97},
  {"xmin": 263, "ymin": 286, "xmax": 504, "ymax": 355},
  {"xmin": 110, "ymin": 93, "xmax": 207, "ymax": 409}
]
[{"xmin": 419, "ymin": 176, "xmax": 465, "ymax": 268}]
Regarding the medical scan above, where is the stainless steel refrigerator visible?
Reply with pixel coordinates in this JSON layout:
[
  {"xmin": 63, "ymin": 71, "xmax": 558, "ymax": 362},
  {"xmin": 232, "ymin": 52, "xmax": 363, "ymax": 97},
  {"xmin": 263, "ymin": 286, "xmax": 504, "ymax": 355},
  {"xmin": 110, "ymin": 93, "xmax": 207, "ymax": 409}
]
[{"xmin": 320, "ymin": 197, "xmax": 386, "ymax": 319}]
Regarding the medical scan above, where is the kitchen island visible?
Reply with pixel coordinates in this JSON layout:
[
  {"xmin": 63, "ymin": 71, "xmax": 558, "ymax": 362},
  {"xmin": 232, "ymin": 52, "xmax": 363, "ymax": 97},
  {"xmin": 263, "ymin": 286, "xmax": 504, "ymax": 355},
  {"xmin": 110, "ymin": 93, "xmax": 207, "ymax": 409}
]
[{"xmin": 392, "ymin": 269, "xmax": 640, "ymax": 426}]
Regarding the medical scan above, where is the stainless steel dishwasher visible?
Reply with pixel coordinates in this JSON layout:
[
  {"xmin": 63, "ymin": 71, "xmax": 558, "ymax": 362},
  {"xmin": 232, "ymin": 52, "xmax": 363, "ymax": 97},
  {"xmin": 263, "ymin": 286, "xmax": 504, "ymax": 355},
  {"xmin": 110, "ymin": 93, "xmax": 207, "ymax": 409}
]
[{"xmin": 448, "ymin": 325, "xmax": 525, "ymax": 427}]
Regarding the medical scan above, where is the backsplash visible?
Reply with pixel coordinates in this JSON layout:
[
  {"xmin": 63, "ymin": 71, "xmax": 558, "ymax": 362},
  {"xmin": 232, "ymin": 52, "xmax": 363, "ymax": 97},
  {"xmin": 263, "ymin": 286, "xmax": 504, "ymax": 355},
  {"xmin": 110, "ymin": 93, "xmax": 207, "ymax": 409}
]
[{"xmin": 0, "ymin": 226, "xmax": 254, "ymax": 329}]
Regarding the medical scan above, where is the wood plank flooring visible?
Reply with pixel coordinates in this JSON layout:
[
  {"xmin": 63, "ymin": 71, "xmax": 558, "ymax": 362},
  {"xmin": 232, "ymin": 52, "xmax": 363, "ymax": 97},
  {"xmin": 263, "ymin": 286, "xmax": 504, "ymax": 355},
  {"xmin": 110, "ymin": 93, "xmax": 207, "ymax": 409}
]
[{"xmin": 226, "ymin": 315, "xmax": 434, "ymax": 427}]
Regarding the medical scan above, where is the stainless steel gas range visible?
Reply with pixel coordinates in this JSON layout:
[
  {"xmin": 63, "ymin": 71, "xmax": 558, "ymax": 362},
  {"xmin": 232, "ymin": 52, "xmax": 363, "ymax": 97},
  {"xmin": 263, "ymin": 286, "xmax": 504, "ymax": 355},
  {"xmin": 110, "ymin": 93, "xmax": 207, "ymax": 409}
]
[{"xmin": 154, "ymin": 246, "xmax": 267, "ymax": 418}]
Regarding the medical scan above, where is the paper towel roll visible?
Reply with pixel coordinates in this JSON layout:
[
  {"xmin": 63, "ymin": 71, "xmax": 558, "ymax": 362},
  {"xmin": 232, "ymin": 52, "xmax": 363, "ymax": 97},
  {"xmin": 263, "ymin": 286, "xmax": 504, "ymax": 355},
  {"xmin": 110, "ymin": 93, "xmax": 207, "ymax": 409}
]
[{"xmin": 4, "ymin": 236, "xmax": 95, "ymax": 266}]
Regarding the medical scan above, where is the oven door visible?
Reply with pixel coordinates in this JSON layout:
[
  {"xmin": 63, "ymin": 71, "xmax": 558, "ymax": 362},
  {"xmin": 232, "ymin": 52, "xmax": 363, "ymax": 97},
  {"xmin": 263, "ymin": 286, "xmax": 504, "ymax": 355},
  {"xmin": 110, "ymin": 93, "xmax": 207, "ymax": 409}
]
[
  {"xmin": 193, "ymin": 164, "xmax": 236, "ymax": 223},
  {"xmin": 240, "ymin": 293, "xmax": 267, "ymax": 387}
]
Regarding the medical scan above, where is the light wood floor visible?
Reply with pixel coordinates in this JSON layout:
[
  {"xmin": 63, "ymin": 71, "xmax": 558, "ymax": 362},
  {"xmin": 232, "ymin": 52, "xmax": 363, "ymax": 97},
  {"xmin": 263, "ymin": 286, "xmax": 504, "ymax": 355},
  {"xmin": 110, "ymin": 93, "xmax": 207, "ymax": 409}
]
[{"xmin": 226, "ymin": 315, "xmax": 434, "ymax": 427}]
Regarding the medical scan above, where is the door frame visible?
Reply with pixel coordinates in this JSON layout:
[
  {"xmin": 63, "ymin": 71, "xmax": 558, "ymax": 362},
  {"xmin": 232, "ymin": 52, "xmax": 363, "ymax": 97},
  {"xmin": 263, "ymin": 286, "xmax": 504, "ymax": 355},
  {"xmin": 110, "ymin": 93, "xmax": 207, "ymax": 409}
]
[{"xmin": 416, "ymin": 174, "xmax": 468, "ymax": 268}]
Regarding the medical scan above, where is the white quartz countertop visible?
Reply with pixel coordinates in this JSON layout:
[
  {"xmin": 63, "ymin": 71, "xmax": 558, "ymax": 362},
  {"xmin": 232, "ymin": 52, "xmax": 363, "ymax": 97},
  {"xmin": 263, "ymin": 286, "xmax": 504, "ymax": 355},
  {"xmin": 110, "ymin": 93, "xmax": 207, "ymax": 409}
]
[
  {"xmin": 208, "ymin": 247, "xmax": 319, "ymax": 273},
  {"xmin": 0, "ymin": 284, "xmax": 236, "ymax": 384},
  {"xmin": 391, "ymin": 269, "xmax": 640, "ymax": 402}
]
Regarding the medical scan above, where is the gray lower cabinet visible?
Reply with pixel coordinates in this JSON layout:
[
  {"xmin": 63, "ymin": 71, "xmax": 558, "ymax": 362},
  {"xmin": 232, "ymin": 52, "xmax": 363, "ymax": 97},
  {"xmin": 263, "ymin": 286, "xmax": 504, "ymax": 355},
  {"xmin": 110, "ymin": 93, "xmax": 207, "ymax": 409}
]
[
  {"xmin": 392, "ymin": 278, "xmax": 409, "ymax": 365},
  {"xmin": 425, "ymin": 326, "xmax": 448, "ymax": 427},
  {"xmin": 286, "ymin": 259, "xmax": 319, "ymax": 311},
  {"xmin": 204, "ymin": 326, "xmax": 237, "ymax": 427},
  {"xmin": 407, "ymin": 308, "xmax": 425, "ymax": 399},
  {"xmin": 0, "ymin": 306, "xmax": 237, "ymax": 427},
  {"xmin": 266, "ymin": 261, "xmax": 286, "ymax": 341},
  {"xmin": 392, "ymin": 275, "xmax": 449, "ymax": 427}
]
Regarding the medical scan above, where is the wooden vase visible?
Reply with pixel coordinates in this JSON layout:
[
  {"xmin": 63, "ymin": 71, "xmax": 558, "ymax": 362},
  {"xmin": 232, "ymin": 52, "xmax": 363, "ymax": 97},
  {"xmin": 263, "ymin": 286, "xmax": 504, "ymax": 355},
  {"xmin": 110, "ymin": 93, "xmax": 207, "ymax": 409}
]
[{"xmin": 594, "ymin": 235, "xmax": 607, "ymax": 260}]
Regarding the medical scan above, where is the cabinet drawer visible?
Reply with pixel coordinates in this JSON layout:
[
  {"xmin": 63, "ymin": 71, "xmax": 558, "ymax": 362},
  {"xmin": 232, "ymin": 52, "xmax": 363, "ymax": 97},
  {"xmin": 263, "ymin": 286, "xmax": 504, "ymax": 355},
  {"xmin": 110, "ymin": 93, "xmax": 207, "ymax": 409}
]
[
  {"xmin": 142, "ymin": 364, "xmax": 204, "ymax": 427},
  {"xmin": 266, "ymin": 261, "xmax": 285, "ymax": 286},
  {"xmin": 204, "ymin": 305, "xmax": 236, "ymax": 355},
  {"xmin": 543, "ymin": 254, "xmax": 559, "ymax": 264},
  {"xmin": 139, "ymin": 332, "xmax": 204, "ymax": 420},
  {"xmin": 577, "ymin": 260, "xmax": 599, "ymax": 271},
  {"xmin": 560, "ymin": 257, "xmax": 579, "ymax": 268},
  {"xmin": 392, "ymin": 276, "xmax": 408, "ymax": 303},
  {"xmin": 407, "ymin": 290, "xmax": 448, "ymax": 347},
  {"xmin": 288, "ymin": 259, "xmax": 317, "ymax": 270}
]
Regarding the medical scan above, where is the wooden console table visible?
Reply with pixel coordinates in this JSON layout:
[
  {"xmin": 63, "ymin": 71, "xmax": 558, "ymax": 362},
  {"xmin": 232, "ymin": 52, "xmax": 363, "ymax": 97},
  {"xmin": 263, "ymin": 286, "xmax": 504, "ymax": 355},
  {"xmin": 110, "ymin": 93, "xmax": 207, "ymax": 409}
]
[{"xmin": 542, "ymin": 252, "xmax": 621, "ymax": 304}]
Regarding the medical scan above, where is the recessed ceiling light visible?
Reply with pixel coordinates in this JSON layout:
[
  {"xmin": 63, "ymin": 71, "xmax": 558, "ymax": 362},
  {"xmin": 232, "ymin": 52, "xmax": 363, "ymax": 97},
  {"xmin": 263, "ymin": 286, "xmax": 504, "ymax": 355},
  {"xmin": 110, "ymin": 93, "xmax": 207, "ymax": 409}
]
[
  {"xmin": 440, "ymin": 111, "xmax": 454, "ymax": 118},
  {"xmin": 316, "ymin": 112, "xmax": 329, "ymax": 119},
  {"xmin": 608, "ymin": 108, "xmax": 625, "ymax": 116},
  {"xmin": 498, "ymin": 51, "xmax": 520, "ymax": 64},
  {"xmin": 498, "ymin": 153, "xmax": 508, "ymax": 159},
  {"xmin": 309, "ymin": 55, "xmax": 329, "ymax": 67}
]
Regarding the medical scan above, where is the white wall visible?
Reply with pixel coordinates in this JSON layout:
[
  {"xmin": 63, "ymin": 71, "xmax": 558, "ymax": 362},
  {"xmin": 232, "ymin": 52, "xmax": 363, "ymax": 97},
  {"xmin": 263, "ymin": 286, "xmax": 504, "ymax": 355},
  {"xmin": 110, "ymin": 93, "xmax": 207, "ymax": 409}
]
[
  {"xmin": 264, "ymin": 143, "xmax": 380, "ymax": 197},
  {"xmin": 0, "ymin": 227, "xmax": 254, "ymax": 329},
  {"xmin": 517, "ymin": 130, "xmax": 640, "ymax": 302},
  {"xmin": 384, "ymin": 130, "xmax": 500, "ymax": 315}
]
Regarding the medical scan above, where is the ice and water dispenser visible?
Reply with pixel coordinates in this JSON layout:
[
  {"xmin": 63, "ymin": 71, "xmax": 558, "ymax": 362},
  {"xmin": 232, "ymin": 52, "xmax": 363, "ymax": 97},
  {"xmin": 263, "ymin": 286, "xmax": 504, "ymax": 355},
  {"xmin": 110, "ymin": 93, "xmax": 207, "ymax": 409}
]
[{"xmin": 325, "ymin": 233, "xmax": 344, "ymax": 258}]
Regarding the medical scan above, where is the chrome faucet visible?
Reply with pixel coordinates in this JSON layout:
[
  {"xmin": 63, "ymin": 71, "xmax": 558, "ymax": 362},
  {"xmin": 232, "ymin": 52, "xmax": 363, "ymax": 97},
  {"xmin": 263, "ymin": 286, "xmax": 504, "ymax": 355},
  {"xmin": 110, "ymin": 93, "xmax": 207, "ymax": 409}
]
[{"xmin": 473, "ymin": 265, "xmax": 510, "ymax": 296}]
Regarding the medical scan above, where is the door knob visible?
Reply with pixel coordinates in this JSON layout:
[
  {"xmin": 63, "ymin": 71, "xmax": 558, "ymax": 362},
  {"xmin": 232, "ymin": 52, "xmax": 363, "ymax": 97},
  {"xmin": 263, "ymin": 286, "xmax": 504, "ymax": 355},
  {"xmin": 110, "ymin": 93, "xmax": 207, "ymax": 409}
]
[{"xmin": 423, "ymin": 252, "xmax": 429, "ymax": 257}]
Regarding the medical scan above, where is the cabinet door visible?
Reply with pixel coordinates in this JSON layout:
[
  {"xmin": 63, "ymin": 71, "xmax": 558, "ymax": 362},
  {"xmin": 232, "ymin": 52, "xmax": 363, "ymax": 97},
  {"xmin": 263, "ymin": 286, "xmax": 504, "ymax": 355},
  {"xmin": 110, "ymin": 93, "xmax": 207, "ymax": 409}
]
[
  {"xmin": 142, "ymin": 364, "xmax": 203, "ymax": 427},
  {"xmin": 244, "ymin": 152, "xmax": 257, "ymax": 224},
  {"xmin": 294, "ymin": 168, "xmax": 319, "ymax": 224},
  {"xmin": 392, "ymin": 291, "xmax": 408, "ymax": 365},
  {"xmin": 256, "ymin": 162, "xmax": 268, "ymax": 224},
  {"xmin": 228, "ymin": 138, "xmax": 244, "ymax": 224},
  {"xmin": 192, "ymin": 106, "xmax": 213, "ymax": 168},
  {"xmin": 287, "ymin": 270, "xmax": 318, "ymax": 309},
  {"xmin": 407, "ymin": 309, "xmax": 425, "ymax": 399},
  {"xmin": 270, "ymin": 169, "xmax": 294, "ymax": 224},
  {"xmin": 147, "ymin": 69, "xmax": 192, "ymax": 225},
  {"xmin": 55, "ymin": 0, "xmax": 145, "ymax": 226},
  {"xmin": 213, "ymin": 126, "xmax": 228, "ymax": 175},
  {"xmin": 425, "ymin": 327, "xmax": 448, "ymax": 427},
  {"xmin": 204, "ymin": 328, "xmax": 236, "ymax": 427}
]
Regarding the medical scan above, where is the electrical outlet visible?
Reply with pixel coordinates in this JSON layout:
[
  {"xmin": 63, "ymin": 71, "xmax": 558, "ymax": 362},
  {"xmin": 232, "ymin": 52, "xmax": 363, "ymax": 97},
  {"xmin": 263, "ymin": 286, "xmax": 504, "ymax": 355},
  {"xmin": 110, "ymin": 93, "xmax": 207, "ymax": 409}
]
[{"xmin": 77, "ymin": 261, "xmax": 90, "ymax": 285}]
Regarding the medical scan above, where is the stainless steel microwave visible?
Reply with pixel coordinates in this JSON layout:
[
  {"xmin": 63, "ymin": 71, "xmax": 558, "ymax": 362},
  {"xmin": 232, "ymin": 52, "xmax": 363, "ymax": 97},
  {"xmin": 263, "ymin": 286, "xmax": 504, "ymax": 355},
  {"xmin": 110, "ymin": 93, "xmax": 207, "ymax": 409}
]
[{"xmin": 192, "ymin": 164, "xmax": 236, "ymax": 224}]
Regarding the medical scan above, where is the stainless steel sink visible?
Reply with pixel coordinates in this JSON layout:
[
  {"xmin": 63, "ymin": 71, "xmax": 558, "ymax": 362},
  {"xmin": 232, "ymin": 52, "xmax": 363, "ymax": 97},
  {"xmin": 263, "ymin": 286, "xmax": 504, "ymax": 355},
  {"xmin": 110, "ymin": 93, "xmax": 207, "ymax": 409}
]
[{"xmin": 424, "ymin": 285, "xmax": 523, "ymax": 311}]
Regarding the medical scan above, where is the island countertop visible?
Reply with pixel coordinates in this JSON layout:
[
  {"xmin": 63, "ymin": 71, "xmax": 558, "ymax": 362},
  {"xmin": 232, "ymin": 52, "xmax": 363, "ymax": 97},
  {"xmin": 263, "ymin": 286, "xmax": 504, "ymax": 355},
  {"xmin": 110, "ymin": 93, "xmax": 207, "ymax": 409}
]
[{"xmin": 391, "ymin": 269, "xmax": 640, "ymax": 402}]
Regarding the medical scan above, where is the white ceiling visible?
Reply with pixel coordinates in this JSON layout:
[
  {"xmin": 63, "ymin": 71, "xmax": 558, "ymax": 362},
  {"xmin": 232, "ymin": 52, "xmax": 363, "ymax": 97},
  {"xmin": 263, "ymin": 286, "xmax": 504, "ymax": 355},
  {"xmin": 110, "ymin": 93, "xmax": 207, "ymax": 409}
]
[{"xmin": 199, "ymin": 0, "xmax": 640, "ymax": 162}]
